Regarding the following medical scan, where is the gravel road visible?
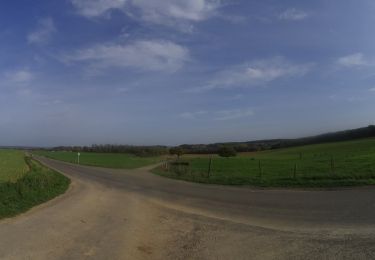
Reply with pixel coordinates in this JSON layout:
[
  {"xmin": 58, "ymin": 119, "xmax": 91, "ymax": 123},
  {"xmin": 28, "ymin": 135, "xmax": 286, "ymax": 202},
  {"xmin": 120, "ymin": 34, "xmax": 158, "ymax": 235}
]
[{"xmin": 1, "ymin": 156, "xmax": 375, "ymax": 259}]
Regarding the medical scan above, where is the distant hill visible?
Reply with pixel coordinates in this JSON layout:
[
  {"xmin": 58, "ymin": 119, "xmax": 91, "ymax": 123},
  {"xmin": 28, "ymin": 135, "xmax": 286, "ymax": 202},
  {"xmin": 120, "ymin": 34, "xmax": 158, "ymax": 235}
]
[
  {"xmin": 176, "ymin": 125, "xmax": 375, "ymax": 154},
  {"xmin": 37, "ymin": 125, "xmax": 375, "ymax": 156}
]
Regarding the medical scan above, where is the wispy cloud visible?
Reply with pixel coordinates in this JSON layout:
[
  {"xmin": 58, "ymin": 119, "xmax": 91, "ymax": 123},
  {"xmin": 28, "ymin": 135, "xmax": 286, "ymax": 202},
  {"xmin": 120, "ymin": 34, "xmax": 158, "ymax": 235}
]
[
  {"xmin": 116, "ymin": 87, "xmax": 130, "ymax": 93},
  {"xmin": 0, "ymin": 69, "xmax": 35, "ymax": 98},
  {"xmin": 27, "ymin": 17, "xmax": 56, "ymax": 45},
  {"xmin": 329, "ymin": 94, "xmax": 365, "ymax": 103},
  {"xmin": 38, "ymin": 99, "xmax": 63, "ymax": 106},
  {"xmin": 188, "ymin": 57, "xmax": 312, "ymax": 92},
  {"xmin": 337, "ymin": 53, "xmax": 369, "ymax": 67},
  {"xmin": 179, "ymin": 108, "xmax": 254, "ymax": 121},
  {"xmin": 128, "ymin": 0, "xmax": 220, "ymax": 24},
  {"xmin": 369, "ymin": 87, "xmax": 375, "ymax": 92},
  {"xmin": 179, "ymin": 111, "xmax": 207, "ymax": 119},
  {"xmin": 70, "ymin": 0, "xmax": 126, "ymax": 18},
  {"xmin": 16, "ymin": 88, "xmax": 33, "ymax": 96},
  {"xmin": 228, "ymin": 94, "xmax": 244, "ymax": 100},
  {"xmin": 70, "ymin": 0, "xmax": 221, "ymax": 30},
  {"xmin": 279, "ymin": 8, "xmax": 308, "ymax": 21},
  {"xmin": 3, "ymin": 69, "xmax": 34, "ymax": 85},
  {"xmin": 61, "ymin": 39, "xmax": 190, "ymax": 73},
  {"xmin": 214, "ymin": 108, "xmax": 254, "ymax": 120}
]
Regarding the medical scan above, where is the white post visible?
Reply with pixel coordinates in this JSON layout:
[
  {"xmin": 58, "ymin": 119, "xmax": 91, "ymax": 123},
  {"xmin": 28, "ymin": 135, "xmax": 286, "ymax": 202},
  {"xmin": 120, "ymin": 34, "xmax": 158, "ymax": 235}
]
[{"xmin": 77, "ymin": 152, "xmax": 80, "ymax": 164}]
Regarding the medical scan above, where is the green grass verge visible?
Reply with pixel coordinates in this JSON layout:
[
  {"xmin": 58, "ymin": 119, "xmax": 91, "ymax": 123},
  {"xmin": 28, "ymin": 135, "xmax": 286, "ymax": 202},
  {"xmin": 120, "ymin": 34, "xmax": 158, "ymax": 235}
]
[
  {"xmin": 0, "ymin": 157, "xmax": 70, "ymax": 219},
  {"xmin": 0, "ymin": 150, "xmax": 29, "ymax": 183},
  {"xmin": 34, "ymin": 151, "xmax": 162, "ymax": 169},
  {"xmin": 153, "ymin": 138, "xmax": 375, "ymax": 187}
]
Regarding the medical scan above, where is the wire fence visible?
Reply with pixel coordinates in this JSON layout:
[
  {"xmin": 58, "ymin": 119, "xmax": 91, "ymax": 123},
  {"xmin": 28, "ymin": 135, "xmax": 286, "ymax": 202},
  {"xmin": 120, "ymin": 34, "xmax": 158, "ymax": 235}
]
[{"xmin": 160, "ymin": 154, "xmax": 375, "ymax": 184}]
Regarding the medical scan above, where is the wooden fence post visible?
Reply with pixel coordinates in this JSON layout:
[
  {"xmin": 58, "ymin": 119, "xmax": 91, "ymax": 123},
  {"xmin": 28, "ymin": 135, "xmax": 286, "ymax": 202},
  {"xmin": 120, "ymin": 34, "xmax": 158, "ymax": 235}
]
[
  {"xmin": 207, "ymin": 156, "xmax": 212, "ymax": 178},
  {"xmin": 331, "ymin": 156, "xmax": 335, "ymax": 174}
]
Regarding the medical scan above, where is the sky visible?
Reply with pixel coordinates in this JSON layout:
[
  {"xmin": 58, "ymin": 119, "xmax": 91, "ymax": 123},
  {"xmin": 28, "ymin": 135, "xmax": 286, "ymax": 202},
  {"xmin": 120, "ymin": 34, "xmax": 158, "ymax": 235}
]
[{"xmin": 1, "ymin": 0, "xmax": 375, "ymax": 147}]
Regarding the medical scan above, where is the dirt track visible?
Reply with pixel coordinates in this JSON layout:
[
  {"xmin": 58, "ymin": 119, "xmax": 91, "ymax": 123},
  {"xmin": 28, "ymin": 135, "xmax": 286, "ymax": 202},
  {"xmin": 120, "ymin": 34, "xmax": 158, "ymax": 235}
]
[{"xmin": 1, "ymin": 156, "xmax": 375, "ymax": 259}]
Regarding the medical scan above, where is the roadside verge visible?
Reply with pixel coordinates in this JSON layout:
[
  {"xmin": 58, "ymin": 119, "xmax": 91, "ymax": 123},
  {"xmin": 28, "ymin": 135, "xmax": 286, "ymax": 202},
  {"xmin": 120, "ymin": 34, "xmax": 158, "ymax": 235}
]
[{"xmin": 0, "ymin": 157, "xmax": 70, "ymax": 220}]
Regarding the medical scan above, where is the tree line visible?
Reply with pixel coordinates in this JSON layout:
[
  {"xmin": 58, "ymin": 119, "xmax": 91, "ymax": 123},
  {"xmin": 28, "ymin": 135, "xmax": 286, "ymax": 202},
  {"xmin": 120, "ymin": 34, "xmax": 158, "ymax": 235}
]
[
  {"xmin": 39, "ymin": 125, "xmax": 375, "ymax": 156},
  {"xmin": 44, "ymin": 144, "xmax": 169, "ymax": 157}
]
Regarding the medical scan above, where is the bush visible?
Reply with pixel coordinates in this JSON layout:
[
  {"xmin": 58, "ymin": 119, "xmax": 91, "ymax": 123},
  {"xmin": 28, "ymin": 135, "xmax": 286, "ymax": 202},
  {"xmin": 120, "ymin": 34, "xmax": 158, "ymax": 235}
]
[
  {"xmin": 169, "ymin": 147, "xmax": 185, "ymax": 158},
  {"xmin": 218, "ymin": 146, "xmax": 237, "ymax": 158}
]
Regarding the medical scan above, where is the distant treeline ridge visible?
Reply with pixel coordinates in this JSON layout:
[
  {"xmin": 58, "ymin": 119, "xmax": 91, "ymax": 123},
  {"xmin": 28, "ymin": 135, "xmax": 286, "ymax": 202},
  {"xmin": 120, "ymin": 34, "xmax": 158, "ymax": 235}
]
[{"xmin": 41, "ymin": 125, "xmax": 375, "ymax": 156}]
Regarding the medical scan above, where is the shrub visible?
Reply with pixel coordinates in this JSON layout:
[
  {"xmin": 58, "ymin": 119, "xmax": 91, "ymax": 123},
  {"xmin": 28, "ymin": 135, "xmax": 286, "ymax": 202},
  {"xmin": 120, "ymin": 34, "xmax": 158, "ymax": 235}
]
[
  {"xmin": 169, "ymin": 147, "xmax": 185, "ymax": 158},
  {"xmin": 218, "ymin": 146, "xmax": 237, "ymax": 158}
]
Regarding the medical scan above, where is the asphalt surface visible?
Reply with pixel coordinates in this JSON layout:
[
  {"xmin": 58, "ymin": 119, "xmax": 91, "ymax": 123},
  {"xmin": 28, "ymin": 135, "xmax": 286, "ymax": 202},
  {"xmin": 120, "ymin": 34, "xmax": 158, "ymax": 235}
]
[{"xmin": 1, "ymin": 156, "xmax": 375, "ymax": 259}]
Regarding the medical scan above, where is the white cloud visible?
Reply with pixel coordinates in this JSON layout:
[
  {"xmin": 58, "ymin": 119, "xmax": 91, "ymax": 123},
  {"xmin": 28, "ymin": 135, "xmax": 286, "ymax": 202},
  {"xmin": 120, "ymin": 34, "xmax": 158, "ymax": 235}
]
[
  {"xmin": 27, "ymin": 17, "xmax": 56, "ymax": 45},
  {"xmin": 70, "ymin": 0, "xmax": 221, "ymax": 30},
  {"xmin": 369, "ymin": 87, "xmax": 375, "ymax": 92},
  {"xmin": 188, "ymin": 57, "xmax": 312, "ymax": 92},
  {"xmin": 3, "ymin": 69, "xmax": 34, "ymax": 85},
  {"xmin": 337, "ymin": 53, "xmax": 368, "ymax": 67},
  {"xmin": 129, "ymin": 0, "xmax": 219, "ymax": 23},
  {"xmin": 279, "ymin": 8, "xmax": 308, "ymax": 21},
  {"xmin": 62, "ymin": 40, "xmax": 190, "ymax": 73},
  {"xmin": 214, "ymin": 108, "xmax": 254, "ymax": 121},
  {"xmin": 70, "ymin": 0, "xmax": 126, "ymax": 17}
]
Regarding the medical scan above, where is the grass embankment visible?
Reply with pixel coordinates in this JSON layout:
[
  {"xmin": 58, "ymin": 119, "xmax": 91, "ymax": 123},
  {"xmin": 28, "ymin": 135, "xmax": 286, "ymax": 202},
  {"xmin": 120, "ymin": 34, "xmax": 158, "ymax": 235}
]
[
  {"xmin": 154, "ymin": 138, "xmax": 375, "ymax": 187},
  {"xmin": 34, "ymin": 151, "xmax": 162, "ymax": 169},
  {"xmin": 0, "ymin": 155, "xmax": 70, "ymax": 219}
]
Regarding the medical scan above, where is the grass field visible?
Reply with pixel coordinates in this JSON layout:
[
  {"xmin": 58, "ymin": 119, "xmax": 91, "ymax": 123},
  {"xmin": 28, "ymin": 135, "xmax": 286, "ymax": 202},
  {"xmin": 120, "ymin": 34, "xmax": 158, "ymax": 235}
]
[
  {"xmin": 34, "ymin": 151, "xmax": 162, "ymax": 169},
  {"xmin": 154, "ymin": 138, "xmax": 375, "ymax": 187},
  {"xmin": 0, "ymin": 150, "xmax": 29, "ymax": 183},
  {"xmin": 0, "ymin": 156, "xmax": 70, "ymax": 219}
]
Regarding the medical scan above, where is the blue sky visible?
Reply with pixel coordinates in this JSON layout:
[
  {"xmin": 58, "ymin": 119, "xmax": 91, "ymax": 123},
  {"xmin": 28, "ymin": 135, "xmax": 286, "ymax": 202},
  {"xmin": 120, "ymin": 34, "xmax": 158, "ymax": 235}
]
[{"xmin": 1, "ymin": 0, "xmax": 375, "ymax": 146}]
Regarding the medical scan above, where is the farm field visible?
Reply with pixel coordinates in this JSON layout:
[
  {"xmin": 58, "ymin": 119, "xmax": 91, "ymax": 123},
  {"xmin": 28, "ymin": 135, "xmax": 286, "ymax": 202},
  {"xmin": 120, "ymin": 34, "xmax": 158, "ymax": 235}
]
[
  {"xmin": 154, "ymin": 138, "xmax": 375, "ymax": 187},
  {"xmin": 0, "ymin": 150, "xmax": 29, "ymax": 183},
  {"xmin": 34, "ymin": 151, "xmax": 163, "ymax": 169}
]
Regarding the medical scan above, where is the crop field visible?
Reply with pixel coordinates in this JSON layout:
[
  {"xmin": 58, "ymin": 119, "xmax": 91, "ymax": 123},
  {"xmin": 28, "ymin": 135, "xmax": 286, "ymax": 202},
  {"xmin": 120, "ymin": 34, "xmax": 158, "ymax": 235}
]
[
  {"xmin": 154, "ymin": 138, "xmax": 375, "ymax": 187},
  {"xmin": 34, "ymin": 151, "xmax": 162, "ymax": 169},
  {"xmin": 0, "ymin": 150, "xmax": 29, "ymax": 183}
]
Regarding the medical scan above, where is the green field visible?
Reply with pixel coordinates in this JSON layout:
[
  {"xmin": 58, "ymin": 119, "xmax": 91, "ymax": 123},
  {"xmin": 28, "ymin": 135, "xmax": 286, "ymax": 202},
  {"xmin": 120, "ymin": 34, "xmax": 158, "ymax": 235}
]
[
  {"xmin": 34, "ymin": 151, "xmax": 162, "ymax": 169},
  {"xmin": 154, "ymin": 138, "xmax": 375, "ymax": 187},
  {"xmin": 0, "ymin": 155, "xmax": 70, "ymax": 219},
  {"xmin": 0, "ymin": 150, "xmax": 29, "ymax": 183}
]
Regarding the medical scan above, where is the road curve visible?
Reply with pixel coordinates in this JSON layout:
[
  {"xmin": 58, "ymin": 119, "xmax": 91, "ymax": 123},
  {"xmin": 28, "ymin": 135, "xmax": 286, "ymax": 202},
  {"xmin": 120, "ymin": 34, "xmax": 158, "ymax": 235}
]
[{"xmin": 1, "ymin": 157, "xmax": 375, "ymax": 259}]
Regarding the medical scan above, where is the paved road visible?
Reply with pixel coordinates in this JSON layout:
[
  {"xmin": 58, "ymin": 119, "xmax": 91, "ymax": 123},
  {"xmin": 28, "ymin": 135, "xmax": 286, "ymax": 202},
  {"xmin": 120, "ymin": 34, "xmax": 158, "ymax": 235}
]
[{"xmin": 1, "ymin": 157, "xmax": 375, "ymax": 259}]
